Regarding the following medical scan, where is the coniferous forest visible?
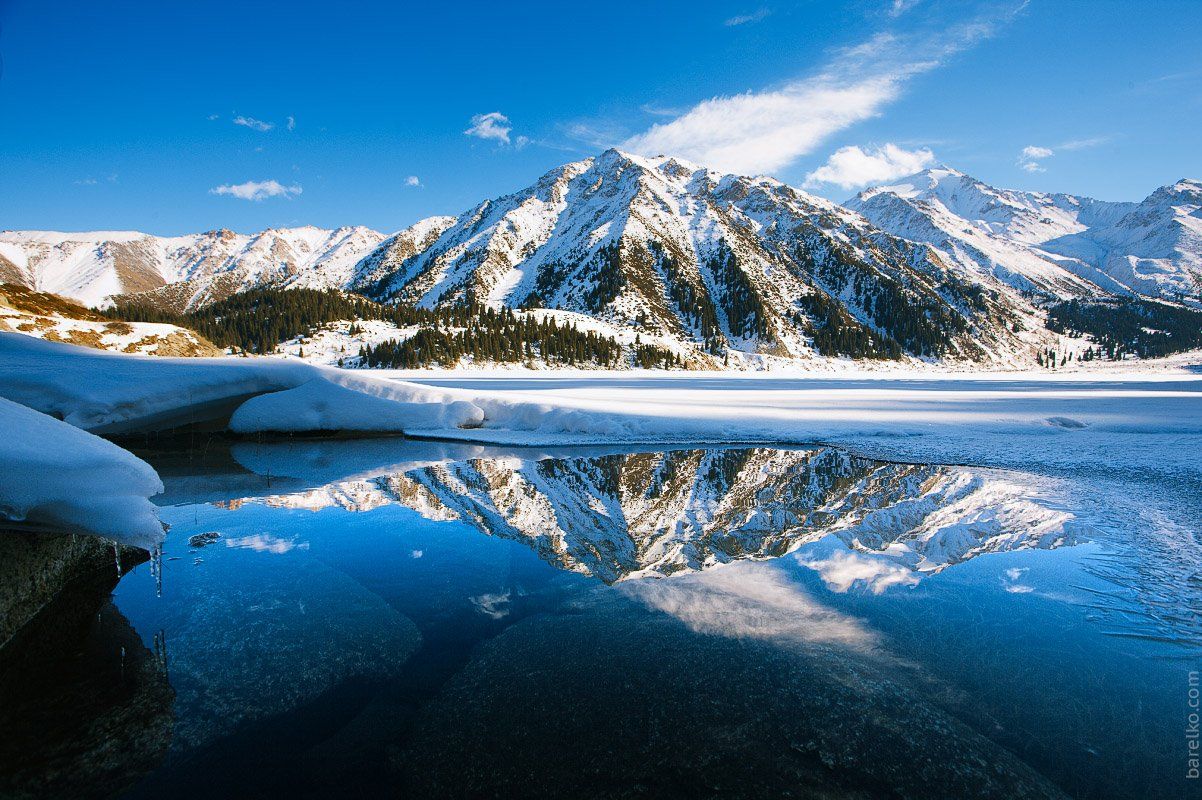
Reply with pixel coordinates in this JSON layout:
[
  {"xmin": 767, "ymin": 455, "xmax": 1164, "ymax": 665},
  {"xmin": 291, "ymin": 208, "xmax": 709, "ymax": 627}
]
[
  {"xmin": 107, "ymin": 287, "xmax": 683, "ymax": 369},
  {"xmin": 1046, "ymin": 298, "xmax": 1202, "ymax": 359}
]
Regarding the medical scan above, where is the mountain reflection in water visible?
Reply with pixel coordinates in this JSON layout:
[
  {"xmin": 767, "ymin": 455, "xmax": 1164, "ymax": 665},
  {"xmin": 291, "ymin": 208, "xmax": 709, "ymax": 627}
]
[
  {"xmin": 2, "ymin": 438, "xmax": 1195, "ymax": 800},
  {"xmin": 197, "ymin": 440, "xmax": 1082, "ymax": 586}
]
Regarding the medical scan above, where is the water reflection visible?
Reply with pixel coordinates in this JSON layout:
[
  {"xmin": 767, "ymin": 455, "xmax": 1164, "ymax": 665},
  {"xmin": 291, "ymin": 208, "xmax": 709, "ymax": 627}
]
[
  {"xmin": 172, "ymin": 440, "xmax": 1084, "ymax": 586},
  {"xmin": 2, "ymin": 438, "xmax": 1194, "ymax": 799}
]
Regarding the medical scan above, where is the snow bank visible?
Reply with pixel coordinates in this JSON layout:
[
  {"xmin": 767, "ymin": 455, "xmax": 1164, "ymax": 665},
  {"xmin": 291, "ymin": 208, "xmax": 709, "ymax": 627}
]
[
  {"xmin": 0, "ymin": 397, "xmax": 164, "ymax": 548},
  {"xmin": 4, "ymin": 332, "xmax": 1202, "ymax": 485},
  {"xmin": 0, "ymin": 333, "xmax": 487, "ymax": 436},
  {"xmin": 229, "ymin": 377, "xmax": 484, "ymax": 434}
]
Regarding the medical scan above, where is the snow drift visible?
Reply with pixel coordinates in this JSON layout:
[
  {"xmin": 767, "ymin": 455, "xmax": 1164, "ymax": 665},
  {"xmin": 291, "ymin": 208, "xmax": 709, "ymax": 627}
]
[
  {"xmin": 229, "ymin": 377, "xmax": 484, "ymax": 434},
  {"xmin": 0, "ymin": 332, "xmax": 487, "ymax": 436},
  {"xmin": 0, "ymin": 397, "xmax": 164, "ymax": 548}
]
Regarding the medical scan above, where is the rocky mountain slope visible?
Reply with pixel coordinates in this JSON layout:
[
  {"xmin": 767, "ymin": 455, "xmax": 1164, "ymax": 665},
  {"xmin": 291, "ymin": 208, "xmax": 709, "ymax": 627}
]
[
  {"xmin": 0, "ymin": 283, "xmax": 219, "ymax": 356},
  {"xmin": 0, "ymin": 225, "xmax": 385, "ymax": 311},
  {"xmin": 357, "ymin": 149, "xmax": 1039, "ymax": 365},
  {"xmin": 849, "ymin": 167, "xmax": 1201, "ymax": 303}
]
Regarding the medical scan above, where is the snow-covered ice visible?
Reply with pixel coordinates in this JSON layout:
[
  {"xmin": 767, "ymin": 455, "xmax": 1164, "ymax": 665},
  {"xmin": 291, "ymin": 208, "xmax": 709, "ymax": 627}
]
[
  {"xmin": 229, "ymin": 377, "xmax": 483, "ymax": 433},
  {"xmin": 2, "ymin": 332, "xmax": 1201, "ymax": 552}
]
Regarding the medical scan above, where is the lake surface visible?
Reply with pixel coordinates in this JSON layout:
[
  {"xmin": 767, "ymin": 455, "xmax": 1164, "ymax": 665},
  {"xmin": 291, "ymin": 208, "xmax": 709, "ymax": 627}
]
[{"xmin": 2, "ymin": 437, "xmax": 1199, "ymax": 799}]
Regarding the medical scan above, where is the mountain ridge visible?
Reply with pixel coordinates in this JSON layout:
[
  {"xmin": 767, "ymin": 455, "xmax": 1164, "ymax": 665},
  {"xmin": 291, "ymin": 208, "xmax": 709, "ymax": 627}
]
[
  {"xmin": 848, "ymin": 166, "xmax": 1201, "ymax": 303},
  {"xmin": 2, "ymin": 151, "xmax": 1199, "ymax": 367}
]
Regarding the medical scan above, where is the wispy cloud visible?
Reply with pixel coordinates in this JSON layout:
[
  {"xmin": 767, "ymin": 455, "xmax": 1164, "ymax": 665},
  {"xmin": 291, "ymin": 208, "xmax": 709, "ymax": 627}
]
[
  {"xmin": 209, "ymin": 179, "xmax": 302, "ymax": 201},
  {"xmin": 888, "ymin": 0, "xmax": 922, "ymax": 17},
  {"xmin": 233, "ymin": 115, "xmax": 274, "ymax": 132},
  {"xmin": 286, "ymin": 115, "xmax": 296, "ymax": 132},
  {"xmin": 1017, "ymin": 136, "xmax": 1108, "ymax": 172},
  {"xmin": 405, "ymin": 175, "xmax": 421, "ymax": 187},
  {"xmin": 804, "ymin": 142, "xmax": 935, "ymax": 189},
  {"xmin": 1018, "ymin": 144, "xmax": 1053, "ymax": 172},
  {"xmin": 464, "ymin": 111, "xmax": 513, "ymax": 144},
  {"xmin": 639, "ymin": 102, "xmax": 686, "ymax": 118},
  {"xmin": 1059, "ymin": 135, "xmax": 1110, "ymax": 151},
  {"xmin": 622, "ymin": 5, "xmax": 1024, "ymax": 175},
  {"xmin": 73, "ymin": 173, "xmax": 117, "ymax": 187},
  {"xmin": 724, "ymin": 8, "xmax": 771, "ymax": 26}
]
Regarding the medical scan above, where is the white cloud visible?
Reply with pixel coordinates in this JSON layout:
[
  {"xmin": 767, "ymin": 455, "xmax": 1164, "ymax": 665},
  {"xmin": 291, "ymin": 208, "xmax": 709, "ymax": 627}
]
[
  {"xmin": 286, "ymin": 115, "xmax": 296, "ymax": 132},
  {"xmin": 209, "ymin": 179, "xmax": 302, "ymax": 201},
  {"xmin": 803, "ymin": 142, "xmax": 935, "ymax": 190},
  {"xmin": 888, "ymin": 0, "xmax": 921, "ymax": 17},
  {"xmin": 622, "ymin": 8, "xmax": 1022, "ymax": 175},
  {"xmin": 1017, "ymin": 137, "xmax": 1108, "ymax": 172},
  {"xmin": 73, "ymin": 174, "xmax": 118, "ymax": 187},
  {"xmin": 799, "ymin": 550, "xmax": 920, "ymax": 595},
  {"xmin": 1018, "ymin": 144, "xmax": 1053, "ymax": 172},
  {"xmin": 724, "ymin": 8, "xmax": 771, "ymax": 26},
  {"xmin": 233, "ymin": 115, "xmax": 274, "ymax": 132},
  {"xmin": 206, "ymin": 113, "xmax": 220, "ymax": 121},
  {"xmin": 405, "ymin": 175, "xmax": 421, "ymax": 187},
  {"xmin": 464, "ymin": 112, "xmax": 512, "ymax": 144},
  {"xmin": 1059, "ymin": 136, "xmax": 1109, "ymax": 151}
]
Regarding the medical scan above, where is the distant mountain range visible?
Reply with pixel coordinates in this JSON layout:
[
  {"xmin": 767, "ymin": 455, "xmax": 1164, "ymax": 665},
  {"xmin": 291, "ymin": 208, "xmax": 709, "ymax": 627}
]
[
  {"xmin": 1, "ymin": 150, "xmax": 1198, "ymax": 366},
  {"xmin": 848, "ymin": 167, "xmax": 1201, "ymax": 302}
]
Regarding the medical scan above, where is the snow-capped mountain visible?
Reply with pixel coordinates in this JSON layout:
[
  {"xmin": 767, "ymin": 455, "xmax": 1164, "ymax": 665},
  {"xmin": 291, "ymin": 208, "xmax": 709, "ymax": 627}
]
[
  {"xmin": 234, "ymin": 446, "xmax": 1078, "ymax": 584},
  {"xmin": 5, "ymin": 151, "xmax": 1197, "ymax": 366},
  {"xmin": 0, "ymin": 225, "xmax": 386, "ymax": 311},
  {"xmin": 848, "ymin": 168, "xmax": 1201, "ymax": 303},
  {"xmin": 358, "ymin": 149, "xmax": 1033, "ymax": 364}
]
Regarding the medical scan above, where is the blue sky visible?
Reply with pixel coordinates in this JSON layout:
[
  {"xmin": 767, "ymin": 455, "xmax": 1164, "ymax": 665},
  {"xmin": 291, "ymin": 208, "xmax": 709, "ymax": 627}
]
[{"xmin": 1, "ymin": 0, "xmax": 1199, "ymax": 235}]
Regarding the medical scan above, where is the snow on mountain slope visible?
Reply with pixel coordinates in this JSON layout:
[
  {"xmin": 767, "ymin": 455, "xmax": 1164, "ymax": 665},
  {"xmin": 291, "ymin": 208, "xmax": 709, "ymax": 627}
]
[
  {"xmin": 852, "ymin": 166, "xmax": 1134, "ymax": 245},
  {"xmin": 0, "ymin": 225, "xmax": 389, "ymax": 310},
  {"xmin": 850, "ymin": 167, "xmax": 1201, "ymax": 303},
  {"xmin": 361, "ymin": 149, "xmax": 1037, "ymax": 364},
  {"xmin": 1040, "ymin": 179, "xmax": 1202, "ymax": 301}
]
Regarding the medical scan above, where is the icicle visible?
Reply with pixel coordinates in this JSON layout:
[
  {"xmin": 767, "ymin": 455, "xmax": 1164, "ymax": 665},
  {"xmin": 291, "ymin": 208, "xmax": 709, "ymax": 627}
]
[
  {"xmin": 149, "ymin": 543, "xmax": 163, "ymax": 598},
  {"xmin": 154, "ymin": 630, "xmax": 170, "ymax": 679}
]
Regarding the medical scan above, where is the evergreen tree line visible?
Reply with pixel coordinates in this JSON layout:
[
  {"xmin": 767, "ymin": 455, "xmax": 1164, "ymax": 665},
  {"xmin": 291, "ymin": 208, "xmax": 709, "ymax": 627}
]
[
  {"xmin": 653, "ymin": 242, "xmax": 724, "ymax": 354},
  {"xmin": 360, "ymin": 313, "xmax": 624, "ymax": 368},
  {"xmin": 708, "ymin": 241, "xmax": 771, "ymax": 341},
  {"xmin": 107, "ymin": 286, "xmax": 689, "ymax": 369},
  {"xmin": 1035, "ymin": 347, "xmax": 1105, "ymax": 368},
  {"xmin": 1045, "ymin": 298, "xmax": 1202, "ymax": 359},
  {"xmin": 797, "ymin": 245, "xmax": 967, "ymax": 359},
  {"xmin": 106, "ymin": 288, "xmax": 420, "ymax": 354}
]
